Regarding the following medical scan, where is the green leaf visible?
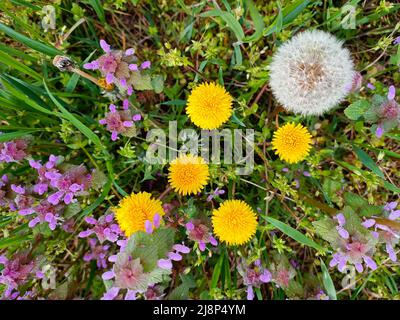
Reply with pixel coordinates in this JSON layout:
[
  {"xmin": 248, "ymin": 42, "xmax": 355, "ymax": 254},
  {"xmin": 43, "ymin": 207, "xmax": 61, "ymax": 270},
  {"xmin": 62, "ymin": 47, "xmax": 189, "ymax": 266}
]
[
  {"xmin": 344, "ymin": 100, "xmax": 370, "ymax": 120},
  {"xmin": 161, "ymin": 100, "xmax": 187, "ymax": 106},
  {"xmin": 43, "ymin": 81, "xmax": 104, "ymax": 150},
  {"xmin": 312, "ymin": 217, "xmax": 339, "ymax": 245},
  {"xmin": 264, "ymin": 216, "xmax": 325, "ymax": 251},
  {"xmin": 344, "ymin": 192, "xmax": 368, "ymax": 210},
  {"xmin": 1, "ymin": 74, "xmax": 56, "ymax": 116},
  {"xmin": 0, "ymin": 51, "xmax": 41, "ymax": 80},
  {"xmin": 151, "ymin": 75, "xmax": 164, "ymax": 94},
  {"xmin": 201, "ymin": 9, "xmax": 245, "ymax": 42},
  {"xmin": 353, "ymin": 145, "xmax": 385, "ymax": 178},
  {"xmin": 127, "ymin": 228, "xmax": 175, "ymax": 272},
  {"xmin": 0, "ymin": 130, "xmax": 33, "ymax": 142},
  {"xmin": 244, "ymin": 0, "xmax": 265, "ymax": 42},
  {"xmin": 9, "ymin": 0, "xmax": 41, "ymax": 10},
  {"xmin": 282, "ymin": 0, "xmax": 310, "ymax": 24},
  {"xmin": 86, "ymin": 0, "xmax": 106, "ymax": 24},
  {"xmin": 0, "ymin": 22, "xmax": 62, "ymax": 57},
  {"xmin": 130, "ymin": 72, "xmax": 153, "ymax": 91},
  {"xmin": 360, "ymin": 205, "xmax": 383, "ymax": 217},
  {"xmin": 320, "ymin": 259, "xmax": 337, "ymax": 300},
  {"xmin": 231, "ymin": 112, "xmax": 246, "ymax": 127},
  {"xmin": 168, "ymin": 275, "xmax": 196, "ymax": 300},
  {"xmin": 210, "ymin": 254, "xmax": 224, "ymax": 289},
  {"xmin": 0, "ymin": 233, "xmax": 32, "ymax": 249}
]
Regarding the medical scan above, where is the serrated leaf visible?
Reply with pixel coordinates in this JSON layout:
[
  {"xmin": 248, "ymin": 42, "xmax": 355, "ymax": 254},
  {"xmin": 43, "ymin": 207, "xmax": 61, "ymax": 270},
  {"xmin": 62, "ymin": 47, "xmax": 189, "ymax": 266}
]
[
  {"xmin": 130, "ymin": 72, "xmax": 153, "ymax": 91},
  {"xmin": 168, "ymin": 274, "xmax": 196, "ymax": 300},
  {"xmin": 344, "ymin": 100, "xmax": 370, "ymax": 120},
  {"xmin": 360, "ymin": 205, "xmax": 383, "ymax": 217},
  {"xmin": 151, "ymin": 75, "xmax": 164, "ymax": 94},
  {"xmin": 127, "ymin": 228, "xmax": 175, "ymax": 272},
  {"xmin": 312, "ymin": 217, "xmax": 339, "ymax": 245},
  {"xmin": 344, "ymin": 192, "xmax": 368, "ymax": 210}
]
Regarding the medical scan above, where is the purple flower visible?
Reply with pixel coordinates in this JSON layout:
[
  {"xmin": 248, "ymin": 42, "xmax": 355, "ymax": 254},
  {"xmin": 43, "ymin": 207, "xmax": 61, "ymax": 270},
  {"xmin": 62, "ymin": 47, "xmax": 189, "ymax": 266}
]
[
  {"xmin": 99, "ymin": 102, "xmax": 138, "ymax": 141},
  {"xmin": 113, "ymin": 254, "xmax": 146, "ymax": 289},
  {"xmin": 140, "ymin": 61, "xmax": 151, "ymax": 70},
  {"xmin": 185, "ymin": 219, "xmax": 218, "ymax": 251},
  {"xmin": 157, "ymin": 259, "xmax": 172, "ymax": 270},
  {"xmin": 367, "ymin": 82, "xmax": 376, "ymax": 90},
  {"xmin": 0, "ymin": 252, "xmax": 37, "ymax": 298},
  {"xmin": 144, "ymin": 213, "xmax": 162, "ymax": 234},
  {"xmin": 394, "ymin": 36, "xmax": 400, "ymax": 45},
  {"xmin": 376, "ymin": 125, "xmax": 384, "ymax": 138},
  {"xmin": 125, "ymin": 48, "xmax": 135, "ymax": 56},
  {"xmin": 79, "ymin": 213, "xmax": 121, "ymax": 243},
  {"xmin": 206, "ymin": 187, "xmax": 225, "ymax": 202},
  {"xmin": 238, "ymin": 260, "xmax": 272, "ymax": 300},
  {"xmin": 347, "ymin": 71, "xmax": 362, "ymax": 93},
  {"xmin": 158, "ymin": 242, "xmax": 190, "ymax": 270},
  {"xmin": 26, "ymin": 200, "xmax": 63, "ymax": 230},
  {"xmin": 83, "ymin": 238, "xmax": 110, "ymax": 269},
  {"xmin": 101, "ymin": 287, "xmax": 120, "ymax": 300},
  {"xmin": 330, "ymin": 239, "xmax": 377, "ymax": 273},
  {"xmin": 47, "ymin": 165, "xmax": 91, "ymax": 205},
  {"xmin": 388, "ymin": 85, "xmax": 396, "ymax": 101},
  {"xmin": 173, "ymin": 244, "xmax": 190, "ymax": 254},
  {"xmin": 315, "ymin": 290, "xmax": 330, "ymax": 300},
  {"xmin": 334, "ymin": 213, "xmax": 349, "ymax": 239},
  {"xmin": 246, "ymin": 286, "xmax": 254, "ymax": 300},
  {"xmin": 82, "ymin": 39, "xmax": 150, "ymax": 91},
  {"xmin": 0, "ymin": 139, "xmax": 28, "ymax": 163},
  {"xmin": 100, "ymin": 39, "xmax": 111, "ymax": 53}
]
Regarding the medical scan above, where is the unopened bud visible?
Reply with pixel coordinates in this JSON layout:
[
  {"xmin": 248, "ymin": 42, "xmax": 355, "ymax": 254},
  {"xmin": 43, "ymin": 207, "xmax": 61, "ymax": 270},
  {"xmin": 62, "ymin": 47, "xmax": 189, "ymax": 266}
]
[{"xmin": 53, "ymin": 55, "xmax": 75, "ymax": 72}]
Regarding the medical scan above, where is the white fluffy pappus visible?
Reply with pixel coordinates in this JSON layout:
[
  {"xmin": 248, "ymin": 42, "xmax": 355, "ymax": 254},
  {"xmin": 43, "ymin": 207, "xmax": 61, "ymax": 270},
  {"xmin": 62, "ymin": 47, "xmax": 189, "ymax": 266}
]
[{"xmin": 269, "ymin": 30, "xmax": 355, "ymax": 116}]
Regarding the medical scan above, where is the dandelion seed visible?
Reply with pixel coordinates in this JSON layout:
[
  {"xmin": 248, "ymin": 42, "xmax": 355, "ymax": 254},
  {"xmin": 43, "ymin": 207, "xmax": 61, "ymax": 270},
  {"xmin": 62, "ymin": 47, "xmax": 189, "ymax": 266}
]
[{"xmin": 269, "ymin": 30, "xmax": 355, "ymax": 115}]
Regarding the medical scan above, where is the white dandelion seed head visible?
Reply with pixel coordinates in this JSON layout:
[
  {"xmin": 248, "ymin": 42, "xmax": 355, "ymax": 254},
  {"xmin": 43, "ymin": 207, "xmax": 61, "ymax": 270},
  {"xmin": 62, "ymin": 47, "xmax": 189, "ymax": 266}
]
[{"xmin": 269, "ymin": 30, "xmax": 355, "ymax": 116}]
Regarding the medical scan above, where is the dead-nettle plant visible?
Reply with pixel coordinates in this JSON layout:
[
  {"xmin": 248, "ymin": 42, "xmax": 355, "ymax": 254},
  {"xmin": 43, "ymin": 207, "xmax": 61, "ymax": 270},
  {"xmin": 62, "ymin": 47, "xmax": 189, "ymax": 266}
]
[{"xmin": 144, "ymin": 121, "xmax": 254, "ymax": 175}]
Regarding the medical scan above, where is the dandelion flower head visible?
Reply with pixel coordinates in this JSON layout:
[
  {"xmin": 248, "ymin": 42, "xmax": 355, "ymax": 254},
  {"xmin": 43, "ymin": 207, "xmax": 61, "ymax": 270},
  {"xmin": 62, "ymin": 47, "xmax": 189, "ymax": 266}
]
[
  {"xmin": 272, "ymin": 123, "xmax": 312, "ymax": 164},
  {"xmin": 168, "ymin": 154, "xmax": 209, "ymax": 196},
  {"xmin": 114, "ymin": 192, "xmax": 165, "ymax": 237},
  {"xmin": 186, "ymin": 82, "xmax": 233, "ymax": 129},
  {"xmin": 212, "ymin": 200, "xmax": 257, "ymax": 246},
  {"xmin": 269, "ymin": 30, "xmax": 355, "ymax": 115}
]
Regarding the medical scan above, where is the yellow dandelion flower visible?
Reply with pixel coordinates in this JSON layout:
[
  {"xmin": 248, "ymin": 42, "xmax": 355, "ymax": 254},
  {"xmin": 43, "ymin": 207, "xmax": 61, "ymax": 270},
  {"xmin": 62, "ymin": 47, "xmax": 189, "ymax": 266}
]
[
  {"xmin": 186, "ymin": 82, "xmax": 233, "ymax": 130},
  {"xmin": 168, "ymin": 154, "xmax": 209, "ymax": 196},
  {"xmin": 271, "ymin": 123, "xmax": 312, "ymax": 164},
  {"xmin": 114, "ymin": 192, "xmax": 165, "ymax": 237},
  {"xmin": 212, "ymin": 200, "xmax": 258, "ymax": 246}
]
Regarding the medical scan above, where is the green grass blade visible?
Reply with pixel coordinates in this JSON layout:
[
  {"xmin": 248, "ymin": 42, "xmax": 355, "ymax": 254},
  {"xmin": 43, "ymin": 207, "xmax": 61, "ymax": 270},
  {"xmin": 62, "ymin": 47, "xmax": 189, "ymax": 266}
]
[
  {"xmin": 320, "ymin": 259, "xmax": 337, "ymax": 300},
  {"xmin": 244, "ymin": 0, "xmax": 265, "ymax": 42},
  {"xmin": 0, "ymin": 130, "xmax": 33, "ymax": 142},
  {"xmin": 87, "ymin": 0, "xmax": 106, "ymax": 24},
  {"xmin": 0, "ymin": 22, "xmax": 62, "ymax": 57},
  {"xmin": 0, "ymin": 51, "xmax": 41, "ymax": 81},
  {"xmin": 43, "ymin": 81, "xmax": 104, "ymax": 150},
  {"xmin": 264, "ymin": 216, "xmax": 325, "ymax": 251},
  {"xmin": 353, "ymin": 145, "xmax": 385, "ymax": 179}
]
